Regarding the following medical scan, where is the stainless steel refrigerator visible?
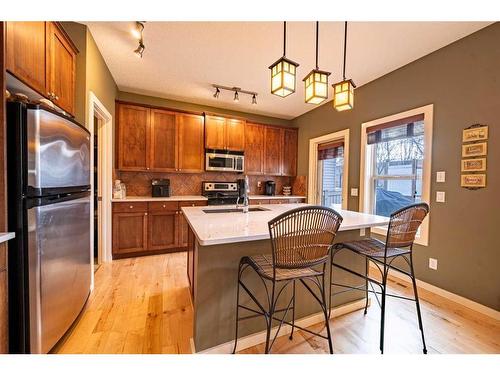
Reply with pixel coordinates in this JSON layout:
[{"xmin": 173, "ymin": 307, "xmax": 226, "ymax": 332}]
[{"xmin": 7, "ymin": 102, "xmax": 92, "ymax": 353}]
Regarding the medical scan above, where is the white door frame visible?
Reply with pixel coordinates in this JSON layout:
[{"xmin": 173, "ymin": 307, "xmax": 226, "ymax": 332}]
[
  {"xmin": 88, "ymin": 91, "xmax": 113, "ymax": 290},
  {"xmin": 308, "ymin": 129, "xmax": 350, "ymax": 209}
]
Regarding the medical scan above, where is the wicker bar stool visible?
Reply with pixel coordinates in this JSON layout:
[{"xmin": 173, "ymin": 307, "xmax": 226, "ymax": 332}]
[
  {"xmin": 232, "ymin": 206, "xmax": 343, "ymax": 354},
  {"xmin": 330, "ymin": 203, "xmax": 429, "ymax": 354}
]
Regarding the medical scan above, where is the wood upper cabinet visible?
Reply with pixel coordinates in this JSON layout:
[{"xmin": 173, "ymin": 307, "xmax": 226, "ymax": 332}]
[
  {"xmin": 6, "ymin": 22, "xmax": 77, "ymax": 116},
  {"xmin": 117, "ymin": 104, "xmax": 150, "ymax": 171},
  {"xmin": 150, "ymin": 109, "xmax": 177, "ymax": 171},
  {"xmin": 177, "ymin": 113, "xmax": 204, "ymax": 172},
  {"xmin": 264, "ymin": 126, "xmax": 282, "ymax": 175},
  {"xmin": 245, "ymin": 122, "xmax": 265, "ymax": 175},
  {"xmin": 281, "ymin": 128, "xmax": 298, "ymax": 176},
  {"xmin": 112, "ymin": 211, "xmax": 148, "ymax": 255},
  {"xmin": 205, "ymin": 115, "xmax": 226, "ymax": 150},
  {"xmin": 205, "ymin": 115, "xmax": 245, "ymax": 151},
  {"xmin": 6, "ymin": 22, "xmax": 46, "ymax": 95},
  {"xmin": 225, "ymin": 119, "xmax": 245, "ymax": 151},
  {"xmin": 46, "ymin": 22, "xmax": 76, "ymax": 115}
]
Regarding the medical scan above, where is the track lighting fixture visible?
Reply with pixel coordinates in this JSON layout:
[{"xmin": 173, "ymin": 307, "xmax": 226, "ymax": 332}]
[
  {"xmin": 212, "ymin": 85, "xmax": 258, "ymax": 105},
  {"xmin": 133, "ymin": 21, "xmax": 145, "ymax": 58}
]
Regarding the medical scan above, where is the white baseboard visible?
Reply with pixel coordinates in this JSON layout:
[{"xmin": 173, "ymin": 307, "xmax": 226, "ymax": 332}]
[
  {"xmin": 369, "ymin": 263, "xmax": 500, "ymax": 321},
  {"xmin": 190, "ymin": 298, "xmax": 369, "ymax": 354}
]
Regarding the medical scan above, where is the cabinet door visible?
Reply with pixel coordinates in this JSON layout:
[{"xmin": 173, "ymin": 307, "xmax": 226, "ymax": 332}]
[
  {"xmin": 225, "ymin": 119, "xmax": 245, "ymax": 151},
  {"xmin": 178, "ymin": 201, "xmax": 206, "ymax": 247},
  {"xmin": 46, "ymin": 22, "xmax": 76, "ymax": 115},
  {"xmin": 150, "ymin": 109, "xmax": 177, "ymax": 172},
  {"xmin": 148, "ymin": 211, "xmax": 178, "ymax": 251},
  {"xmin": 205, "ymin": 115, "xmax": 226, "ymax": 150},
  {"xmin": 245, "ymin": 123, "xmax": 265, "ymax": 175},
  {"xmin": 178, "ymin": 113, "xmax": 204, "ymax": 172},
  {"xmin": 6, "ymin": 22, "xmax": 46, "ymax": 95},
  {"xmin": 281, "ymin": 128, "xmax": 298, "ymax": 176},
  {"xmin": 264, "ymin": 126, "xmax": 282, "ymax": 175},
  {"xmin": 117, "ymin": 104, "xmax": 150, "ymax": 171},
  {"xmin": 112, "ymin": 212, "xmax": 148, "ymax": 256}
]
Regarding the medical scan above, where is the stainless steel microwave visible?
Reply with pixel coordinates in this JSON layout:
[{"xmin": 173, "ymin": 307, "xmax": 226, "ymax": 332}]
[{"xmin": 205, "ymin": 149, "xmax": 244, "ymax": 172}]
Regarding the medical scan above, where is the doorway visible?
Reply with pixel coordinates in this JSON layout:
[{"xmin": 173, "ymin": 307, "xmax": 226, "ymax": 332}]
[
  {"xmin": 88, "ymin": 92, "xmax": 112, "ymax": 290},
  {"xmin": 308, "ymin": 129, "xmax": 350, "ymax": 209}
]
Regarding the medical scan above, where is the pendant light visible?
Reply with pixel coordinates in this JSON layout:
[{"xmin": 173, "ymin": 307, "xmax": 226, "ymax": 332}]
[
  {"xmin": 303, "ymin": 22, "xmax": 331, "ymax": 104},
  {"xmin": 333, "ymin": 22, "xmax": 356, "ymax": 111},
  {"xmin": 269, "ymin": 22, "xmax": 300, "ymax": 97}
]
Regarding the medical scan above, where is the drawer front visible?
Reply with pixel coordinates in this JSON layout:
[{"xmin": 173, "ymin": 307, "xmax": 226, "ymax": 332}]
[
  {"xmin": 269, "ymin": 200, "xmax": 285, "ymax": 204},
  {"xmin": 250, "ymin": 199, "xmax": 270, "ymax": 205},
  {"xmin": 113, "ymin": 202, "xmax": 149, "ymax": 213},
  {"xmin": 148, "ymin": 201, "xmax": 179, "ymax": 212},
  {"xmin": 178, "ymin": 200, "xmax": 206, "ymax": 208}
]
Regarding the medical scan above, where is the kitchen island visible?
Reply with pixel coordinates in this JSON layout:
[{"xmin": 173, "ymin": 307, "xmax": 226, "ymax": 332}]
[{"xmin": 182, "ymin": 203, "xmax": 389, "ymax": 353}]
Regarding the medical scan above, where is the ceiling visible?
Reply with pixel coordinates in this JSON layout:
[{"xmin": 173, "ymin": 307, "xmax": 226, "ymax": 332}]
[{"xmin": 85, "ymin": 22, "xmax": 491, "ymax": 120}]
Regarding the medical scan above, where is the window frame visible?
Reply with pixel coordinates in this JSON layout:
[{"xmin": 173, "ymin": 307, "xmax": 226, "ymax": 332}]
[
  {"xmin": 359, "ymin": 105, "xmax": 433, "ymax": 246},
  {"xmin": 308, "ymin": 129, "xmax": 350, "ymax": 210}
]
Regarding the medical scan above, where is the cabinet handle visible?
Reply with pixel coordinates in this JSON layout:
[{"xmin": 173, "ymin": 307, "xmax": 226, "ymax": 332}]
[
  {"xmin": 144, "ymin": 213, "xmax": 148, "ymax": 216},
  {"xmin": 162, "ymin": 204, "xmax": 166, "ymax": 208},
  {"xmin": 54, "ymin": 95, "xmax": 59, "ymax": 101},
  {"xmin": 146, "ymin": 167, "xmax": 150, "ymax": 170},
  {"xmin": 129, "ymin": 205, "xmax": 134, "ymax": 209}
]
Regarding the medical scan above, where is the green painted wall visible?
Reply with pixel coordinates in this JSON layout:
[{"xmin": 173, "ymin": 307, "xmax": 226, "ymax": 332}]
[{"xmin": 292, "ymin": 23, "xmax": 500, "ymax": 310}]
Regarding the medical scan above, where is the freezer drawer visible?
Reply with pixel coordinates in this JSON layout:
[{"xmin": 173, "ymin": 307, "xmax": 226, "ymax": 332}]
[
  {"xmin": 27, "ymin": 194, "xmax": 91, "ymax": 353},
  {"xmin": 27, "ymin": 108, "xmax": 90, "ymax": 191}
]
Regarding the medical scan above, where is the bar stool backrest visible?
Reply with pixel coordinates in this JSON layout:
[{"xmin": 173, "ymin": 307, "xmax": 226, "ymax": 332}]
[
  {"xmin": 268, "ymin": 206, "xmax": 343, "ymax": 269},
  {"xmin": 386, "ymin": 203, "xmax": 429, "ymax": 249}
]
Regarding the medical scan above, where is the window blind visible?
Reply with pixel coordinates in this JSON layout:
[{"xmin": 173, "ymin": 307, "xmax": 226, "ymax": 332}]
[
  {"xmin": 318, "ymin": 141, "xmax": 344, "ymax": 160},
  {"xmin": 366, "ymin": 114, "xmax": 425, "ymax": 145}
]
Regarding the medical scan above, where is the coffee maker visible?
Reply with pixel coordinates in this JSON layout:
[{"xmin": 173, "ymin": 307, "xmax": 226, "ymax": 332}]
[
  {"xmin": 151, "ymin": 179, "xmax": 171, "ymax": 197},
  {"xmin": 264, "ymin": 180, "xmax": 276, "ymax": 196}
]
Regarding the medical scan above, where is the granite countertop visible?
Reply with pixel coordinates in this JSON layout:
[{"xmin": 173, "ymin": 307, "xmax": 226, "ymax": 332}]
[
  {"xmin": 111, "ymin": 195, "xmax": 306, "ymax": 202},
  {"xmin": 182, "ymin": 203, "xmax": 390, "ymax": 246},
  {"xmin": 0, "ymin": 232, "xmax": 15, "ymax": 244}
]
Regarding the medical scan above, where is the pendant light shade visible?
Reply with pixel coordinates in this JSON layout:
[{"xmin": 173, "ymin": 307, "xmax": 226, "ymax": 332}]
[
  {"xmin": 333, "ymin": 22, "xmax": 356, "ymax": 111},
  {"xmin": 303, "ymin": 22, "xmax": 331, "ymax": 104},
  {"xmin": 269, "ymin": 22, "xmax": 299, "ymax": 97}
]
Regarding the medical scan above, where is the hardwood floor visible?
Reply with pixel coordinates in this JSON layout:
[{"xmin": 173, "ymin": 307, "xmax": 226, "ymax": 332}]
[{"xmin": 54, "ymin": 252, "xmax": 500, "ymax": 354}]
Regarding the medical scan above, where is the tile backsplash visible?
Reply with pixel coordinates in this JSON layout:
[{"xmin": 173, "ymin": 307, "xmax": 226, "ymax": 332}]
[{"xmin": 117, "ymin": 171, "xmax": 306, "ymax": 197}]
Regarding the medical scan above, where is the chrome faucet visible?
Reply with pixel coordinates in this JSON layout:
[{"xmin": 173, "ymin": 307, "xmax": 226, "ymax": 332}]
[{"xmin": 237, "ymin": 175, "xmax": 250, "ymax": 213}]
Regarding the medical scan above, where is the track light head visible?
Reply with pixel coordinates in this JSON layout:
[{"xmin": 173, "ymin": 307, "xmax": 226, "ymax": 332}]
[
  {"xmin": 213, "ymin": 87, "xmax": 220, "ymax": 99},
  {"xmin": 252, "ymin": 94, "xmax": 257, "ymax": 105},
  {"xmin": 132, "ymin": 21, "xmax": 145, "ymax": 39},
  {"xmin": 233, "ymin": 91, "xmax": 239, "ymax": 102},
  {"xmin": 134, "ymin": 42, "xmax": 145, "ymax": 58}
]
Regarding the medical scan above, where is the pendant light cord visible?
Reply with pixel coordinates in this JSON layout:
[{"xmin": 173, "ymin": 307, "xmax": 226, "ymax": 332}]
[
  {"xmin": 283, "ymin": 21, "xmax": 286, "ymax": 57},
  {"xmin": 315, "ymin": 21, "xmax": 319, "ymax": 69},
  {"xmin": 343, "ymin": 21, "xmax": 347, "ymax": 80}
]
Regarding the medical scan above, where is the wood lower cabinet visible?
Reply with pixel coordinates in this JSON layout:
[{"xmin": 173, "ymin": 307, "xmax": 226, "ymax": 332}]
[
  {"xmin": 112, "ymin": 201, "xmax": 206, "ymax": 259},
  {"xmin": 6, "ymin": 22, "xmax": 77, "ymax": 116},
  {"xmin": 245, "ymin": 123, "xmax": 265, "ymax": 175}
]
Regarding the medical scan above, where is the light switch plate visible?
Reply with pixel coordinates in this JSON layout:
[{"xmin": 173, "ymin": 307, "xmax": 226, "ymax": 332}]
[
  {"xmin": 429, "ymin": 258, "xmax": 438, "ymax": 270},
  {"xmin": 436, "ymin": 191, "xmax": 446, "ymax": 203},
  {"xmin": 436, "ymin": 171, "xmax": 446, "ymax": 183},
  {"xmin": 351, "ymin": 188, "xmax": 359, "ymax": 197}
]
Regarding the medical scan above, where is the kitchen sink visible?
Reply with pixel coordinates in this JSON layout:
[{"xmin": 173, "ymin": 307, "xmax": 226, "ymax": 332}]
[{"xmin": 202, "ymin": 207, "xmax": 270, "ymax": 214}]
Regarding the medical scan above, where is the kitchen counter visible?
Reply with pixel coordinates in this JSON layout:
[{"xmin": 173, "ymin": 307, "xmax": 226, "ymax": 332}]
[
  {"xmin": 0, "ymin": 233, "xmax": 15, "ymax": 244},
  {"xmin": 249, "ymin": 195, "xmax": 306, "ymax": 200},
  {"xmin": 182, "ymin": 203, "xmax": 389, "ymax": 246},
  {"xmin": 184, "ymin": 203, "xmax": 390, "ymax": 352},
  {"xmin": 111, "ymin": 195, "xmax": 208, "ymax": 202}
]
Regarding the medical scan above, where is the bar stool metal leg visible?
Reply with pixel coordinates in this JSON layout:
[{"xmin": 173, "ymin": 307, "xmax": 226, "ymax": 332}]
[
  {"xmin": 320, "ymin": 271, "xmax": 334, "ymax": 354},
  {"xmin": 409, "ymin": 254, "xmax": 427, "ymax": 354},
  {"xmin": 289, "ymin": 280, "xmax": 296, "ymax": 340},
  {"xmin": 232, "ymin": 262, "xmax": 243, "ymax": 354},
  {"xmin": 364, "ymin": 258, "xmax": 369, "ymax": 314},
  {"xmin": 380, "ymin": 266, "xmax": 388, "ymax": 354},
  {"xmin": 264, "ymin": 282, "xmax": 276, "ymax": 354}
]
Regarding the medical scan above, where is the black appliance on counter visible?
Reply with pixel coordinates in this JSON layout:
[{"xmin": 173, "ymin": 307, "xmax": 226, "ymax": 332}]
[
  {"xmin": 265, "ymin": 180, "xmax": 276, "ymax": 196},
  {"xmin": 202, "ymin": 181, "xmax": 238, "ymax": 205},
  {"xmin": 152, "ymin": 179, "xmax": 171, "ymax": 197}
]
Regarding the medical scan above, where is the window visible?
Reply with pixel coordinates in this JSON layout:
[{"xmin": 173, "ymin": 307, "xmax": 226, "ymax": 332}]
[
  {"xmin": 360, "ymin": 106, "xmax": 433, "ymax": 245},
  {"xmin": 308, "ymin": 129, "xmax": 349, "ymax": 210}
]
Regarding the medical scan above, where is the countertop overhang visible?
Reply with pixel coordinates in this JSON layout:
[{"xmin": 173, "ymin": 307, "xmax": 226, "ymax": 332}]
[
  {"xmin": 0, "ymin": 232, "xmax": 15, "ymax": 244},
  {"xmin": 182, "ymin": 203, "xmax": 390, "ymax": 246}
]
